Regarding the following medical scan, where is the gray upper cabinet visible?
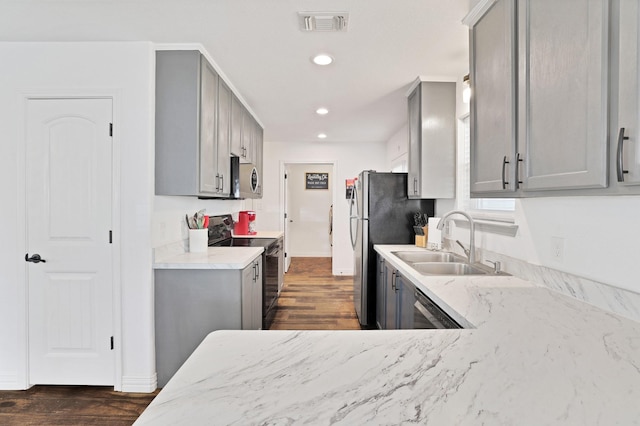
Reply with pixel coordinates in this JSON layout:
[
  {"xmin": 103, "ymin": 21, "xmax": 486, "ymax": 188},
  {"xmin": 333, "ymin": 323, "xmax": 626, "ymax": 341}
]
[
  {"xmin": 156, "ymin": 50, "xmax": 220, "ymax": 197},
  {"xmin": 469, "ymin": 0, "xmax": 518, "ymax": 195},
  {"xmin": 156, "ymin": 50, "xmax": 263, "ymax": 198},
  {"xmin": 230, "ymin": 94, "xmax": 244, "ymax": 159},
  {"xmin": 198, "ymin": 58, "xmax": 219, "ymax": 194},
  {"xmin": 254, "ymin": 123, "xmax": 264, "ymax": 196},
  {"xmin": 217, "ymin": 78, "xmax": 232, "ymax": 196},
  {"xmin": 518, "ymin": 0, "xmax": 608, "ymax": 192},
  {"xmin": 231, "ymin": 95, "xmax": 258, "ymax": 164},
  {"xmin": 613, "ymin": 0, "xmax": 640, "ymax": 187},
  {"xmin": 407, "ymin": 81, "xmax": 456, "ymax": 199},
  {"xmin": 467, "ymin": 0, "xmax": 610, "ymax": 197}
]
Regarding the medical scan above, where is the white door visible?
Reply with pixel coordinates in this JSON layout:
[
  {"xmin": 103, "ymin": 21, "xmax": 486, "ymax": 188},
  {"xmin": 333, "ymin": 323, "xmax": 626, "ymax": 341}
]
[
  {"xmin": 284, "ymin": 166, "xmax": 291, "ymax": 272},
  {"xmin": 26, "ymin": 98, "xmax": 115, "ymax": 385}
]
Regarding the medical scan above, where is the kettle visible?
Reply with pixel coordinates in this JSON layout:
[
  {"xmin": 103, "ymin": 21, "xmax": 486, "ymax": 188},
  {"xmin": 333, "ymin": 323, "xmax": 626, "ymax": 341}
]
[{"xmin": 235, "ymin": 210, "xmax": 256, "ymax": 235}]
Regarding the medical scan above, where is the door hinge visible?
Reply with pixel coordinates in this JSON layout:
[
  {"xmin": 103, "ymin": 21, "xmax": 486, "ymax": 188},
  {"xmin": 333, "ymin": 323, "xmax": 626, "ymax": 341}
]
[
  {"xmin": 110, "ymin": 336, "xmax": 114, "ymax": 350},
  {"xmin": 109, "ymin": 230, "xmax": 113, "ymax": 244},
  {"xmin": 284, "ymin": 173, "xmax": 287, "ymax": 179},
  {"xmin": 109, "ymin": 123, "xmax": 113, "ymax": 137},
  {"xmin": 285, "ymin": 252, "xmax": 288, "ymax": 258},
  {"xmin": 284, "ymin": 213, "xmax": 287, "ymax": 219}
]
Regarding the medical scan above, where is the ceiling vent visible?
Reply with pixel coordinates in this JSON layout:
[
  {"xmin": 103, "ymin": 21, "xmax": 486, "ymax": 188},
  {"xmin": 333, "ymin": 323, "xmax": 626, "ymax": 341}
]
[{"xmin": 298, "ymin": 12, "xmax": 349, "ymax": 32}]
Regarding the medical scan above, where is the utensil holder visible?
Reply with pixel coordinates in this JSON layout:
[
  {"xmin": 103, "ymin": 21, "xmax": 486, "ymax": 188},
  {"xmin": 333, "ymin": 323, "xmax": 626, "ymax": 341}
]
[{"xmin": 188, "ymin": 229, "xmax": 208, "ymax": 253}]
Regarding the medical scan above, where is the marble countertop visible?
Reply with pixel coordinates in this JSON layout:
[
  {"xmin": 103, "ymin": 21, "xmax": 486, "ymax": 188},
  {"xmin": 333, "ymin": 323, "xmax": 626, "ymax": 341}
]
[
  {"xmin": 232, "ymin": 231, "xmax": 283, "ymax": 239},
  {"xmin": 138, "ymin": 245, "xmax": 640, "ymax": 425},
  {"xmin": 153, "ymin": 246, "xmax": 263, "ymax": 270}
]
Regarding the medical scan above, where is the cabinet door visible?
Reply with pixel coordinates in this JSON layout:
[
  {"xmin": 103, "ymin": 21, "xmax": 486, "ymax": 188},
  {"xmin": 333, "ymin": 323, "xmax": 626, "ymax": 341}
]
[
  {"xmin": 518, "ymin": 0, "xmax": 608, "ymax": 191},
  {"xmin": 253, "ymin": 259, "xmax": 263, "ymax": 330},
  {"xmin": 469, "ymin": 0, "xmax": 518, "ymax": 195},
  {"xmin": 375, "ymin": 256, "xmax": 386, "ymax": 329},
  {"xmin": 230, "ymin": 94, "xmax": 243, "ymax": 157},
  {"xmin": 254, "ymin": 123, "xmax": 264, "ymax": 197},
  {"xmin": 615, "ymin": 0, "xmax": 640, "ymax": 186},
  {"xmin": 396, "ymin": 275, "xmax": 415, "ymax": 329},
  {"xmin": 199, "ymin": 57, "xmax": 219, "ymax": 194},
  {"xmin": 241, "ymin": 260, "xmax": 262, "ymax": 330},
  {"xmin": 384, "ymin": 267, "xmax": 398, "ymax": 329},
  {"xmin": 241, "ymin": 108, "xmax": 254, "ymax": 164},
  {"xmin": 217, "ymin": 79, "xmax": 232, "ymax": 195},
  {"xmin": 407, "ymin": 89, "xmax": 421, "ymax": 198}
]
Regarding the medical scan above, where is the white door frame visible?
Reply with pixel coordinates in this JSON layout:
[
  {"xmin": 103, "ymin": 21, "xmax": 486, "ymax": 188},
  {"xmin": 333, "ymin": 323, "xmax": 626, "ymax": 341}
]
[
  {"xmin": 279, "ymin": 160, "xmax": 336, "ymax": 266},
  {"xmin": 17, "ymin": 91, "xmax": 123, "ymax": 390}
]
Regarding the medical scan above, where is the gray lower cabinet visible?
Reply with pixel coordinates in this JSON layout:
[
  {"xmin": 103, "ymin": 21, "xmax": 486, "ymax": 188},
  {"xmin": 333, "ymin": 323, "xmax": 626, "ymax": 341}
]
[
  {"xmin": 375, "ymin": 255, "xmax": 412, "ymax": 330},
  {"xmin": 155, "ymin": 258, "xmax": 262, "ymax": 387},
  {"xmin": 407, "ymin": 81, "xmax": 456, "ymax": 199}
]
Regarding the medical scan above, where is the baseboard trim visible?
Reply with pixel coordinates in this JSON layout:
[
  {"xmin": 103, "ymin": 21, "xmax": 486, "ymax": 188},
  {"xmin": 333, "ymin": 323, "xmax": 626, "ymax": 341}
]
[
  {"xmin": 332, "ymin": 268, "xmax": 353, "ymax": 276},
  {"xmin": 0, "ymin": 372, "xmax": 26, "ymax": 390},
  {"xmin": 121, "ymin": 373, "xmax": 157, "ymax": 393}
]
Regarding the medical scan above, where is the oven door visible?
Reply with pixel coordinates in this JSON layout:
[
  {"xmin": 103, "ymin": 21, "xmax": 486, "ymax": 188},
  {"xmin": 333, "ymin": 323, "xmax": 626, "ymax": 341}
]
[{"xmin": 263, "ymin": 240, "xmax": 281, "ymax": 329}]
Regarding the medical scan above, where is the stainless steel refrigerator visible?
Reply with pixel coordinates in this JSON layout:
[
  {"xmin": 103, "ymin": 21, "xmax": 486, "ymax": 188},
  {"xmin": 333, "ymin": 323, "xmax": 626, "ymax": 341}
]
[{"xmin": 349, "ymin": 171, "xmax": 434, "ymax": 327}]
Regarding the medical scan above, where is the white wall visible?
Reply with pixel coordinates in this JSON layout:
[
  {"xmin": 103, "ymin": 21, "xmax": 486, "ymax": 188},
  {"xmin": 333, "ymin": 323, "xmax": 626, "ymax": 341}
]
[
  {"xmin": 286, "ymin": 164, "xmax": 333, "ymax": 257},
  {"xmin": 386, "ymin": 125, "xmax": 408, "ymax": 172},
  {"xmin": 464, "ymin": 196, "xmax": 640, "ymax": 293},
  {"xmin": 259, "ymin": 141, "xmax": 387, "ymax": 275},
  {"xmin": 0, "ymin": 42, "xmax": 155, "ymax": 391}
]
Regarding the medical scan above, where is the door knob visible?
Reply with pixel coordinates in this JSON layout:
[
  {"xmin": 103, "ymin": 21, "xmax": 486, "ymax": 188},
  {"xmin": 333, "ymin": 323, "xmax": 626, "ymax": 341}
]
[{"xmin": 25, "ymin": 253, "xmax": 46, "ymax": 263}]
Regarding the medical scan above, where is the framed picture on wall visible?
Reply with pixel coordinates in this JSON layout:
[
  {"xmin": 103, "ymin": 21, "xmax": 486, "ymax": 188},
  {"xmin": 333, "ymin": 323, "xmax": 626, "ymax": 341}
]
[{"xmin": 305, "ymin": 172, "xmax": 329, "ymax": 190}]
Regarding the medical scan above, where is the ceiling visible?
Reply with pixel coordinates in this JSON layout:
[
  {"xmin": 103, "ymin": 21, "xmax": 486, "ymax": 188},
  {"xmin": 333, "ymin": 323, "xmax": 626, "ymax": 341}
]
[{"xmin": 0, "ymin": 0, "xmax": 471, "ymax": 145}]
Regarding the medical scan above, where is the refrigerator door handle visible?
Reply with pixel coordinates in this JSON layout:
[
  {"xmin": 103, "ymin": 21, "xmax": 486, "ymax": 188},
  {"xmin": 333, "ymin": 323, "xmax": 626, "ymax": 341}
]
[{"xmin": 349, "ymin": 182, "xmax": 359, "ymax": 248}]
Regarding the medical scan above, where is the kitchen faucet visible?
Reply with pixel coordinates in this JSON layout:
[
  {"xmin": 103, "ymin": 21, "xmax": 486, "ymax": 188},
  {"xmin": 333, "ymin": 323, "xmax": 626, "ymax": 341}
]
[{"xmin": 436, "ymin": 210, "xmax": 476, "ymax": 264}]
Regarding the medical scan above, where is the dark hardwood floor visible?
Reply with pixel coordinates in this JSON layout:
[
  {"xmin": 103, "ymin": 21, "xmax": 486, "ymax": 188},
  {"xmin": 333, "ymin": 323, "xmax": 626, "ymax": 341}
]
[
  {"xmin": 0, "ymin": 257, "xmax": 359, "ymax": 424},
  {"xmin": 270, "ymin": 257, "xmax": 362, "ymax": 330},
  {"xmin": 0, "ymin": 385, "xmax": 159, "ymax": 425}
]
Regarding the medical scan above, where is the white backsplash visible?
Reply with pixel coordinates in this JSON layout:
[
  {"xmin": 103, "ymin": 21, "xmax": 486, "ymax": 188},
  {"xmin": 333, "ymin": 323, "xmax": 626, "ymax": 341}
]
[{"xmin": 443, "ymin": 238, "xmax": 640, "ymax": 324}]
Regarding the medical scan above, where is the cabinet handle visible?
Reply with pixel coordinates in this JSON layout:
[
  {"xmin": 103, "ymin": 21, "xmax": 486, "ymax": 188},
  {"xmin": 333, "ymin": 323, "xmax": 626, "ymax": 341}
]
[
  {"xmin": 413, "ymin": 178, "xmax": 418, "ymax": 194},
  {"xmin": 516, "ymin": 153, "xmax": 523, "ymax": 187},
  {"xmin": 391, "ymin": 271, "xmax": 396, "ymax": 290},
  {"xmin": 219, "ymin": 174, "xmax": 224, "ymax": 192},
  {"xmin": 501, "ymin": 156, "xmax": 510, "ymax": 189},
  {"xmin": 215, "ymin": 173, "xmax": 220, "ymax": 191},
  {"xmin": 254, "ymin": 261, "xmax": 260, "ymax": 282},
  {"xmin": 617, "ymin": 128, "xmax": 630, "ymax": 182}
]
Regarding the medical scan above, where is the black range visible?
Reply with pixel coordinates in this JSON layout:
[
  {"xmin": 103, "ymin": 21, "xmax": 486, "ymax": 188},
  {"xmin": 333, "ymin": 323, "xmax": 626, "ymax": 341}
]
[{"xmin": 207, "ymin": 214, "xmax": 282, "ymax": 329}]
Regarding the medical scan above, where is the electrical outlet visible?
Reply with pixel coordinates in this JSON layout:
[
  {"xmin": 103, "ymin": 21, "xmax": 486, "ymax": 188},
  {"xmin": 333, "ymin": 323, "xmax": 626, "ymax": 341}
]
[{"xmin": 551, "ymin": 237, "xmax": 564, "ymax": 262}]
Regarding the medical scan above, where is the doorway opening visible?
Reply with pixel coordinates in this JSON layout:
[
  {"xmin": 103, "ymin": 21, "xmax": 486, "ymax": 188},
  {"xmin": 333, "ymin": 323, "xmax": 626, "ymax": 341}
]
[{"xmin": 281, "ymin": 161, "xmax": 334, "ymax": 272}]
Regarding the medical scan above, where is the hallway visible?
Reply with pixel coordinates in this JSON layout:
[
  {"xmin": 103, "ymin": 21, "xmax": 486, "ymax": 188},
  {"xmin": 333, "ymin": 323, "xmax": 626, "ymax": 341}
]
[{"xmin": 269, "ymin": 257, "xmax": 361, "ymax": 330}]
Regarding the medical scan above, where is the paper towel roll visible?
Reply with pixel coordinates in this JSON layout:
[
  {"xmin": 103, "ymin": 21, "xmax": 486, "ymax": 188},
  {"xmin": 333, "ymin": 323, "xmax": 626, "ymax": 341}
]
[{"xmin": 427, "ymin": 217, "xmax": 442, "ymax": 250}]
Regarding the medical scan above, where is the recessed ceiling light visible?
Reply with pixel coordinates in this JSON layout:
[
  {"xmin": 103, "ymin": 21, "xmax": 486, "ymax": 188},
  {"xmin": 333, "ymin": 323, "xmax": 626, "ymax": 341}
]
[
  {"xmin": 318, "ymin": 133, "xmax": 327, "ymax": 139},
  {"xmin": 316, "ymin": 107, "xmax": 329, "ymax": 115},
  {"xmin": 312, "ymin": 54, "xmax": 333, "ymax": 66}
]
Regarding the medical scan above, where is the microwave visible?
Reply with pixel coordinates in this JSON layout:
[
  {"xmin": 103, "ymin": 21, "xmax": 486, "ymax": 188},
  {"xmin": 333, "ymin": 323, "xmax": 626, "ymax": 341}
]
[{"xmin": 229, "ymin": 156, "xmax": 260, "ymax": 199}]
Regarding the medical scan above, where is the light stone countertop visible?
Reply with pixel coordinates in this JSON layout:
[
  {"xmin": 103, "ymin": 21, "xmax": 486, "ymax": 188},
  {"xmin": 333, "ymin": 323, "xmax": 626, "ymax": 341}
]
[
  {"xmin": 137, "ymin": 245, "xmax": 640, "ymax": 425},
  {"xmin": 153, "ymin": 246, "xmax": 263, "ymax": 270},
  {"xmin": 232, "ymin": 231, "xmax": 284, "ymax": 239}
]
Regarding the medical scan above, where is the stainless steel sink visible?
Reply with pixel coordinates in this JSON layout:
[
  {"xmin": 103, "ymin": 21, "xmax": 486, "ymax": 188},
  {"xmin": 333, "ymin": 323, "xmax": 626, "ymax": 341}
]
[
  {"xmin": 411, "ymin": 262, "xmax": 488, "ymax": 276},
  {"xmin": 391, "ymin": 251, "xmax": 460, "ymax": 263}
]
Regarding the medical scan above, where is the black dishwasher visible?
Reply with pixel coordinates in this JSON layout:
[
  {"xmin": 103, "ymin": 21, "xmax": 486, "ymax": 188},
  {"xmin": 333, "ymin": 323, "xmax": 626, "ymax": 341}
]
[{"xmin": 398, "ymin": 276, "xmax": 461, "ymax": 329}]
